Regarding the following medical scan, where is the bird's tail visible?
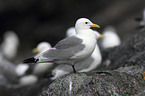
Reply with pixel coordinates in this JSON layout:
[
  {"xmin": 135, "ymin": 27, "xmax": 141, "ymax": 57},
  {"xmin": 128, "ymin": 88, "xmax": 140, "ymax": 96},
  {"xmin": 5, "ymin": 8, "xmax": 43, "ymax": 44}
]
[
  {"xmin": 23, "ymin": 57, "xmax": 39, "ymax": 63},
  {"xmin": 23, "ymin": 57, "xmax": 53, "ymax": 64}
]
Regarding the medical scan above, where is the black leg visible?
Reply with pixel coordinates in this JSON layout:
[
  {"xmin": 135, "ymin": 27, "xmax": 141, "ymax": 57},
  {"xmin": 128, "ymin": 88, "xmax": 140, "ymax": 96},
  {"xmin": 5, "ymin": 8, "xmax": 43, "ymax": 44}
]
[{"xmin": 72, "ymin": 65, "xmax": 76, "ymax": 73}]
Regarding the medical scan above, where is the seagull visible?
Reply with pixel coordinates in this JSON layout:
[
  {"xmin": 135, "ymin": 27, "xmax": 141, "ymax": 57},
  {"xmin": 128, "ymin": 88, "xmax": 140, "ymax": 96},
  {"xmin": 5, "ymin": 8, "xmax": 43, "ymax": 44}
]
[
  {"xmin": 32, "ymin": 42, "xmax": 54, "ymax": 76},
  {"xmin": 15, "ymin": 63, "xmax": 29, "ymax": 76},
  {"xmin": 101, "ymin": 26, "xmax": 121, "ymax": 49},
  {"xmin": 32, "ymin": 42, "xmax": 52, "ymax": 54},
  {"xmin": 23, "ymin": 18, "xmax": 103, "ymax": 73},
  {"xmin": 65, "ymin": 27, "xmax": 76, "ymax": 37},
  {"xmin": 16, "ymin": 42, "xmax": 54, "ymax": 86},
  {"xmin": 16, "ymin": 42, "xmax": 53, "ymax": 76},
  {"xmin": 98, "ymin": 26, "xmax": 121, "ymax": 68},
  {"xmin": 0, "ymin": 31, "xmax": 19, "ymax": 60},
  {"xmin": 51, "ymin": 27, "xmax": 102, "ymax": 79},
  {"xmin": 0, "ymin": 31, "xmax": 19, "ymax": 87},
  {"xmin": 18, "ymin": 75, "xmax": 38, "ymax": 86}
]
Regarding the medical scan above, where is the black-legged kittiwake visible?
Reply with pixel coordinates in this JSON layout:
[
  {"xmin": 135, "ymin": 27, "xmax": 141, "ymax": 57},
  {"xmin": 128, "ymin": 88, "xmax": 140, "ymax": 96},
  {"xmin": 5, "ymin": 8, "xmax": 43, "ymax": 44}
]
[
  {"xmin": 18, "ymin": 75, "xmax": 38, "ymax": 86},
  {"xmin": 23, "ymin": 18, "xmax": 103, "ymax": 73},
  {"xmin": 51, "ymin": 27, "xmax": 103, "ymax": 79},
  {"xmin": 0, "ymin": 31, "xmax": 19, "ymax": 87},
  {"xmin": 101, "ymin": 26, "xmax": 121, "ymax": 49},
  {"xmin": 16, "ymin": 42, "xmax": 53, "ymax": 76},
  {"xmin": 66, "ymin": 27, "xmax": 76, "ymax": 37},
  {"xmin": 17, "ymin": 42, "xmax": 54, "ymax": 86},
  {"xmin": 32, "ymin": 42, "xmax": 54, "ymax": 76},
  {"xmin": 0, "ymin": 31, "xmax": 19, "ymax": 60}
]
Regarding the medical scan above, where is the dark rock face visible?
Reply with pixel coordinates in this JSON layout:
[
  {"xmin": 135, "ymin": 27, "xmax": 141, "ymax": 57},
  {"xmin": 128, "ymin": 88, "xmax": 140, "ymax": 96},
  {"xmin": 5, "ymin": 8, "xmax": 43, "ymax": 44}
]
[
  {"xmin": 41, "ymin": 73, "xmax": 92, "ymax": 96},
  {"xmin": 40, "ymin": 65, "xmax": 145, "ymax": 96},
  {"xmin": 97, "ymin": 30, "xmax": 145, "ymax": 70}
]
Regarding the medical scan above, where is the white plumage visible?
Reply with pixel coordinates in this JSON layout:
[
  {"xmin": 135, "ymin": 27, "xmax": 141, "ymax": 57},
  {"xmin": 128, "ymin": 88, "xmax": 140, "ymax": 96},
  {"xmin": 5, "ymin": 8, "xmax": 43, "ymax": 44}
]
[
  {"xmin": 1, "ymin": 31, "xmax": 19, "ymax": 59},
  {"xmin": 51, "ymin": 27, "xmax": 102, "ymax": 79},
  {"xmin": 66, "ymin": 27, "xmax": 76, "ymax": 37},
  {"xmin": 15, "ymin": 63, "xmax": 29, "ymax": 76},
  {"xmin": 19, "ymin": 75, "xmax": 38, "ymax": 86},
  {"xmin": 32, "ymin": 42, "xmax": 54, "ymax": 76},
  {"xmin": 33, "ymin": 18, "xmax": 101, "ymax": 66},
  {"xmin": 101, "ymin": 26, "xmax": 121, "ymax": 49},
  {"xmin": 17, "ymin": 42, "xmax": 53, "ymax": 86},
  {"xmin": 24, "ymin": 18, "xmax": 103, "ymax": 80},
  {"xmin": 16, "ymin": 42, "xmax": 53, "ymax": 76}
]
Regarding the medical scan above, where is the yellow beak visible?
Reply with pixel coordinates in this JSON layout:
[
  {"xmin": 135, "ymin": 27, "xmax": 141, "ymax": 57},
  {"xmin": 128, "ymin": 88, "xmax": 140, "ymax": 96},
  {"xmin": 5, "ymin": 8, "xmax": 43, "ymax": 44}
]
[
  {"xmin": 98, "ymin": 35, "xmax": 105, "ymax": 38},
  {"xmin": 32, "ymin": 48, "xmax": 39, "ymax": 53},
  {"xmin": 90, "ymin": 24, "xmax": 100, "ymax": 28}
]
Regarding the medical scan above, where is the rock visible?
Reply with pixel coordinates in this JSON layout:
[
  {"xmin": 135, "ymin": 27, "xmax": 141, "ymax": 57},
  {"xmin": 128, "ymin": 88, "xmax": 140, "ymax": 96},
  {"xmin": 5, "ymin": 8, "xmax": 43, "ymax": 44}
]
[
  {"xmin": 41, "ymin": 73, "xmax": 92, "ymax": 96},
  {"xmin": 40, "ymin": 64, "xmax": 145, "ymax": 96}
]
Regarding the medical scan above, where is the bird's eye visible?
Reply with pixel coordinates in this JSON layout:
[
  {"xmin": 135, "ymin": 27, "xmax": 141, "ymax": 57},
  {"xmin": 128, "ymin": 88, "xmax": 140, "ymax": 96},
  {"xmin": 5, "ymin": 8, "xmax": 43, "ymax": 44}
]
[{"xmin": 85, "ymin": 22, "xmax": 88, "ymax": 24}]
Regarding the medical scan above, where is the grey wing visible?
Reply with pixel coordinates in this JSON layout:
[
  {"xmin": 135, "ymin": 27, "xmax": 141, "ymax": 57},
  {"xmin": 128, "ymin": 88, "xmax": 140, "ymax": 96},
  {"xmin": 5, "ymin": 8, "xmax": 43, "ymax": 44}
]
[
  {"xmin": 38, "ymin": 36, "xmax": 85, "ymax": 61},
  {"xmin": 54, "ymin": 36, "xmax": 83, "ymax": 49}
]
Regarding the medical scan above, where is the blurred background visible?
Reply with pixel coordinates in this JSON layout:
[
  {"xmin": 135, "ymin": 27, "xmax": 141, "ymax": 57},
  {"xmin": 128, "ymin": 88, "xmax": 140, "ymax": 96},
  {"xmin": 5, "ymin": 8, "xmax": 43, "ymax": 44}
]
[{"xmin": 0, "ymin": 0, "xmax": 145, "ymax": 63}]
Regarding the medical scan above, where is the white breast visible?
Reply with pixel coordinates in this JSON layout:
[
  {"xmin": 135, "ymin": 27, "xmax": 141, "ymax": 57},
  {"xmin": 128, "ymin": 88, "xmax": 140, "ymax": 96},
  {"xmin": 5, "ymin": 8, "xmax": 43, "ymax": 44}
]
[
  {"xmin": 79, "ymin": 44, "xmax": 102, "ymax": 72},
  {"xmin": 51, "ymin": 69, "xmax": 70, "ymax": 80},
  {"xmin": 70, "ymin": 31, "xmax": 97, "ymax": 61}
]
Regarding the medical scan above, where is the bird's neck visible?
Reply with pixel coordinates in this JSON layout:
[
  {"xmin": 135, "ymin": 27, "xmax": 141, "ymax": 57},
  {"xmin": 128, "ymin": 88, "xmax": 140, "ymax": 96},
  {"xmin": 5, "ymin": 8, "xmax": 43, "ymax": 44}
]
[{"xmin": 76, "ymin": 29, "xmax": 96, "ymax": 38}]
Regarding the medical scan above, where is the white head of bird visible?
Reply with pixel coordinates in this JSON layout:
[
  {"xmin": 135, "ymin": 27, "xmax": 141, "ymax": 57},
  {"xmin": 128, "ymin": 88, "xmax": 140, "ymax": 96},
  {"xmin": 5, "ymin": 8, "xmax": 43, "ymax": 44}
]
[
  {"xmin": 33, "ymin": 42, "xmax": 52, "ymax": 53},
  {"xmin": 75, "ymin": 18, "xmax": 101, "ymax": 38},
  {"xmin": 75, "ymin": 18, "xmax": 105, "ymax": 40},
  {"xmin": 66, "ymin": 27, "xmax": 76, "ymax": 37},
  {"xmin": 75, "ymin": 18, "xmax": 100, "ymax": 30}
]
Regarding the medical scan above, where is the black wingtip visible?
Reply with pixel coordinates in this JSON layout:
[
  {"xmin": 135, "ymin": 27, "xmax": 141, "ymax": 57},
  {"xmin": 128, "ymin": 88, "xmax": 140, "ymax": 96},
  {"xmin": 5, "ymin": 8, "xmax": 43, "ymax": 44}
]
[{"xmin": 23, "ymin": 57, "xmax": 39, "ymax": 63}]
